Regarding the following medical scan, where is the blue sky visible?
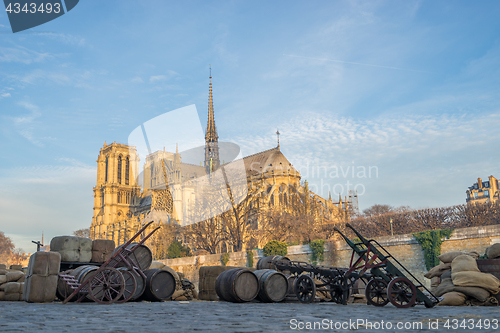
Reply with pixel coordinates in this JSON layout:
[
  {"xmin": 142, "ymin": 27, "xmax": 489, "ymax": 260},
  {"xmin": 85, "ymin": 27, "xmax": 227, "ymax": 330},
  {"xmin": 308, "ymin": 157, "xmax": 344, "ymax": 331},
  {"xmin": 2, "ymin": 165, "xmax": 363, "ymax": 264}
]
[{"xmin": 1, "ymin": 1, "xmax": 500, "ymax": 252}]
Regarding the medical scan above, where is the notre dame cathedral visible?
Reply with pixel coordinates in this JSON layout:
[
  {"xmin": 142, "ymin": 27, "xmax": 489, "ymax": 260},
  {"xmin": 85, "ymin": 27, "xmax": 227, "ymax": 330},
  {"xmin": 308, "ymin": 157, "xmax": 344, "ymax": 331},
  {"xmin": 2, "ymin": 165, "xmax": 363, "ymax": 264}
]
[{"xmin": 90, "ymin": 74, "xmax": 351, "ymax": 247}]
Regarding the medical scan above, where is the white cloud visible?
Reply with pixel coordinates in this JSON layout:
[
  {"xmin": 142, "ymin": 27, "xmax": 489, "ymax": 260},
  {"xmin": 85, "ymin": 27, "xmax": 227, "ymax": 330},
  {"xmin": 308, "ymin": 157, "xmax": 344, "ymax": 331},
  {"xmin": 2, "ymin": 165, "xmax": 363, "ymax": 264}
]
[
  {"xmin": 10, "ymin": 101, "xmax": 44, "ymax": 147},
  {"xmin": 232, "ymin": 111, "xmax": 500, "ymax": 209},
  {"xmin": 0, "ymin": 46, "xmax": 52, "ymax": 64},
  {"xmin": 0, "ymin": 92, "xmax": 11, "ymax": 99},
  {"xmin": 131, "ymin": 77, "xmax": 144, "ymax": 83},
  {"xmin": 17, "ymin": 69, "xmax": 71, "ymax": 85},
  {"xmin": 149, "ymin": 75, "xmax": 167, "ymax": 83}
]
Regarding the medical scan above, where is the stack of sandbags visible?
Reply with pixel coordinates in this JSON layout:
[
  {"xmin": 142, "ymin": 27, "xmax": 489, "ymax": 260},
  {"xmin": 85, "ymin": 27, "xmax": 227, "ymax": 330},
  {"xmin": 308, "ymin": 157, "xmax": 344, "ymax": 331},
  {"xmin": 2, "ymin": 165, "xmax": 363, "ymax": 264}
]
[
  {"xmin": 485, "ymin": 243, "xmax": 500, "ymax": 259},
  {"xmin": 91, "ymin": 239, "xmax": 115, "ymax": 263},
  {"xmin": 0, "ymin": 269, "xmax": 25, "ymax": 301},
  {"xmin": 23, "ymin": 251, "xmax": 61, "ymax": 303},
  {"xmin": 435, "ymin": 253, "xmax": 500, "ymax": 306},
  {"xmin": 50, "ymin": 236, "xmax": 92, "ymax": 262}
]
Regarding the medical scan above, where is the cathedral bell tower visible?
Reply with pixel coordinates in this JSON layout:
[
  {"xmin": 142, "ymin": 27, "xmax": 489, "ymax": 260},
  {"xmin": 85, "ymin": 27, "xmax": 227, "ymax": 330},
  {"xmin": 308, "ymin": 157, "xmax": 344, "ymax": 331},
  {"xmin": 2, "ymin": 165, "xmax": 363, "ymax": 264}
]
[{"xmin": 204, "ymin": 68, "xmax": 220, "ymax": 173}]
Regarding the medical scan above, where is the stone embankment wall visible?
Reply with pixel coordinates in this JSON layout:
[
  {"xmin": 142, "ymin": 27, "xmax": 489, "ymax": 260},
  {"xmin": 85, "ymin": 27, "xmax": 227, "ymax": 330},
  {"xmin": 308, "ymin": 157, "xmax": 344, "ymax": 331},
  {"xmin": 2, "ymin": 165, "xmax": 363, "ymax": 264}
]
[{"xmin": 159, "ymin": 224, "xmax": 500, "ymax": 289}]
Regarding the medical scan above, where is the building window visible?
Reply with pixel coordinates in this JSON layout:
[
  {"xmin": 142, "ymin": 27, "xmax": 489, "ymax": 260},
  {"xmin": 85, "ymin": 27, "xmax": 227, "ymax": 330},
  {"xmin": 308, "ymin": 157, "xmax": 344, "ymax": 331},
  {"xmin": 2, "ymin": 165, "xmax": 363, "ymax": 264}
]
[
  {"xmin": 474, "ymin": 192, "xmax": 478, "ymax": 199},
  {"xmin": 105, "ymin": 157, "xmax": 108, "ymax": 182},
  {"xmin": 125, "ymin": 157, "xmax": 130, "ymax": 185},
  {"xmin": 485, "ymin": 190, "xmax": 489, "ymax": 197},
  {"xmin": 117, "ymin": 156, "xmax": 122, "ymax": 184}
]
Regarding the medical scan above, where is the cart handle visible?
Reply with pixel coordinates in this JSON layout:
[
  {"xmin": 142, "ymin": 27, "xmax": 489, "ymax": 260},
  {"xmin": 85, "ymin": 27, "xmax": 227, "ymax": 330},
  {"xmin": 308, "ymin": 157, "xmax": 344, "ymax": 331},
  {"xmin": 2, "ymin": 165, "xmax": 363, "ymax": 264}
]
[{"xmin": 346, "ymin": 223, "xmax": 370, "ymax": 245}]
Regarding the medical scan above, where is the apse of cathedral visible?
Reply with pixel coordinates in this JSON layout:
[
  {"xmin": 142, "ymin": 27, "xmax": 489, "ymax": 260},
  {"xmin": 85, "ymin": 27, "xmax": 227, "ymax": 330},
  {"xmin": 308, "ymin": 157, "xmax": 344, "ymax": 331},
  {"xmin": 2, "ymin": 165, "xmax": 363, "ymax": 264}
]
[{"xmin": 90, "ymin": 74, "xmax": 350, "ymax": 246}]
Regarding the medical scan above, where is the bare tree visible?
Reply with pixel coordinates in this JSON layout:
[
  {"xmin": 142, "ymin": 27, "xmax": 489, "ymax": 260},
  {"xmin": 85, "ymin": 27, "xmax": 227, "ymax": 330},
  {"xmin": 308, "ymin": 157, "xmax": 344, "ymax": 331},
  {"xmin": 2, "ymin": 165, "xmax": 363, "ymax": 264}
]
[
  {"xmin": 73, "ymin": 228, "xmax": 90, "ymax": 238},
  {"xmin": 0, "ymin": 231, "xmax": 28, "ymax": 266},
  {"xmin": 0, "ymin": 231, "xmax": 15, "ymax": 265},
  {"xmin": 362, "ymin": 204, "xmax": 394, "ymax": 217}
]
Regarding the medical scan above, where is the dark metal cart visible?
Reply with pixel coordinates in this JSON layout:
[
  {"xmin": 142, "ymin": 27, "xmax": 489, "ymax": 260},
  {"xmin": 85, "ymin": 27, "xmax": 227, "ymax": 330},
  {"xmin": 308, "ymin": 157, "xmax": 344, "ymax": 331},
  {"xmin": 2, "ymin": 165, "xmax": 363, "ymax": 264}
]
[
  {"xmin": 59, "ymin": 221, "xmax": 160, "ymax": 304},
  {"xmin": 333, "ymin": 223, "xmax": 440, "ymax": 308}
]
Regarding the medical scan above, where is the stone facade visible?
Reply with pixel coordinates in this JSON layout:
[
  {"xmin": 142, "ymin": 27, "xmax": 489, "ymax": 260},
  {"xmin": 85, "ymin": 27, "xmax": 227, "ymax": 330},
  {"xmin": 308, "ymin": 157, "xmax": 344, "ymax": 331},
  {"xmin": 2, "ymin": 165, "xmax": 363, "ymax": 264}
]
[
  {"xmin": 466, "ymin": 175, "xmax": 500, "ymax": 204},
  {"xmin": 90, "ymin": 74, "xmax": 350, "ymax": 248}
]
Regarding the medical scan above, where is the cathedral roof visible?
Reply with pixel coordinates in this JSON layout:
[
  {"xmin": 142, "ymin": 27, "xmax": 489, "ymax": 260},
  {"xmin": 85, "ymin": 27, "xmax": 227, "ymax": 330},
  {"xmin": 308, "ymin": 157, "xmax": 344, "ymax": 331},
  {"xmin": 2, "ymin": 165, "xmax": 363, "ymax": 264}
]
[
  {"xmin": 240, "ymin": 147, "xmax": 300, "ymax": 178},
  {"xmin": 179, "ymin": 162, "xmax": 206, "ymax": 181}
]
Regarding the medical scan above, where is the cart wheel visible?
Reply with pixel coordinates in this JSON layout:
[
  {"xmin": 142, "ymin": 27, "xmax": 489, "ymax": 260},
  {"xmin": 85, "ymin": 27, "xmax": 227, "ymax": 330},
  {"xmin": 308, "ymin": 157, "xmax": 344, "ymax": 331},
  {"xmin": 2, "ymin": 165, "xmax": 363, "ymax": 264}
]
[
  {"xmin": 115, "ymin": 268, "xmax": 137, "ymax": 303},
  {"xmin": 387, "ymin": 277, "xmax": 417, "ymax": 308},
  {"xmin": 294, "ymin": 275, "xmax": 316, "ymax": 304},
  {"xmin": 365, "ymin": 278, "xmax": 389, "ymax": 307},
  {"xmin": 88, "ymin": 267, "xmax": 125, "ymax": 304}
]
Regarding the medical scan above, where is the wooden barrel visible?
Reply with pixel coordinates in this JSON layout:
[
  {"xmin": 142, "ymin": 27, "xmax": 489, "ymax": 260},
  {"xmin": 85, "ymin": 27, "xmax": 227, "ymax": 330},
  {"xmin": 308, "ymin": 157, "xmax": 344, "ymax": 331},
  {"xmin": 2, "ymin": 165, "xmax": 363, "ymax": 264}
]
[
  {"xmin": 254, "ymin": 269, "xmax": 288, "ymax": 303},
  {"xmin": 128, "ymin": 268, "xmax": 146, "ymax": 301},
  {"xmin": 56, "ymin": 265, "xmax": 99, "ymax": 301},
  {"xmin": 256, "ymin": 255, "xmax": 290, "ymax": 270},
  {"xmin": 199, "ymin": 266, "xmax": 238, "ymax": 301},
  {"xmin": 141, "ymin": 269, "xmax": 176, "ymax": 301},
  {"xmin": 215, "ymin": 268, "xmax": 259, "ymax": 302},
  {"xmin": 114, "ymin": 243, "xmax": 153, "ymax": 271}
]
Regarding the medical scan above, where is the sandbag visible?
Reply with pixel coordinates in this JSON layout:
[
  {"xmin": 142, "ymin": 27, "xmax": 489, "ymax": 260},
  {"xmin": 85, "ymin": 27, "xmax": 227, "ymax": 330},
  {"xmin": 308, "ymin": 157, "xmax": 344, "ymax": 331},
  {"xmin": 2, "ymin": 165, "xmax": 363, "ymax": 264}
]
[
  {"xmin": 441, "ymin": 270, "xmax": 452, "ymax": 280},
  {"xmin": 466, "ymin": 297, "xmax": 499, "ymax": 306},
  {"xmin": 439, "ymin": 251, "xmax": 479, "ymax": 263},
  {"xmin": 0, "ymin": 269, "xmax": 8, "ymax": 275},
  {"xmin": 452, "ymin": 271, "xmax": 500, "ymax": 294},
  {"xmin": 434, "ymin": 278, "xmax": 455, "ymax": 297},
  {"xmin": 451, "ymin": 254, "xmax": 480, "ymax": 273},
  {"xmin": 9, "ymin": 265, "xmax": 22, "ymax": 271},
  {"xmin": 173, "ymin": 295, "xmax": 188, "ymax": 301},
  {"xmin": 149, "ymin": 261, "xmax": 165, "ymax": 270},
  {"xmin": 17, "ymin": 275, "xmax": 25, "ymax": 283},
  {"xmin": 486, "ymin": 243, "xmax": 500, "ymax": 259},
  {"xmin": 3, "ymin": 282, "xmax": 21, "ymax": 294},
  {"xmin": 453, "ymin": 286, "xmax": 490, "ymax": 302},
  {"xmin": 91, "ymin": 239, "xmax": 115, "ymax": 263},
  {"xmin": 425, "ymin": 263, "xmax": 451, "ymax": 279},
  {"xmin": 0, "ymin": 291, "xmax": 3, "ymax": 301},
  {"xmin": 171, "ymin": 289, "xmax": 185, "ymax": 300},
  {"xmin": 4, "ymin": 293, "xmax": 21, "ymax": 302},
  {"xmin": 50, "ymin": 236, "xmax": 92, "ymax": 262},
  {"xmin": 438, "ymin": 291, "xmax": 467, "ymax": 306},
  {"xmin": 0, "ymin": 283, "xmax": 6, "ymax": 291},
  {"xmin": 0, "ymin": 264, "xmax": 6, "ymax": 270},
  {"xmin": 6, "ymin": 271, "xmax": 24, "ymax": 282},
  {"xmin": 0, "ymin": 276, "xmax": 6, "ymax": 284}
]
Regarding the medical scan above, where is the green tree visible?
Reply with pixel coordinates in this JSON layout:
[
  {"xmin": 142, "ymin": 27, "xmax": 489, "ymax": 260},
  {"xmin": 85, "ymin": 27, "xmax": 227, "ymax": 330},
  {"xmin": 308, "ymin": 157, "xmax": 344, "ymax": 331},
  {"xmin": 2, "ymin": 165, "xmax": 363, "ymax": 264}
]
[
  {"xmin": 263, "ymin": 240, "xmax": 288, "ymax": 257},
  {"xmin": 167, "ymin": 240, "xmax": 191, "ymax": 259}
]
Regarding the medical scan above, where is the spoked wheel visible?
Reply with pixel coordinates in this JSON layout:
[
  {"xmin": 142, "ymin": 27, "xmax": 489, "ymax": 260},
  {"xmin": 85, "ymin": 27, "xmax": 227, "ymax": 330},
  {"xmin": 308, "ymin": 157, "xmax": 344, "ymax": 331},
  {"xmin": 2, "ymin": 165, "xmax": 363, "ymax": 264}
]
[
  {"xmin": 294, "ymin": 275, "xmax": 316, "ymax": 304},
  {"xmin": 115, "ymin": 268, "xmax": 137, "ymax": 303},
  {"xmin": 88, "ymin": 267, "xmax": 125, "ymax": 304},
  {"xmin": 329, "ymin": 285, "xmax": 344, "ymax": 304},
  {"xmin": 365, "ymin": 278, "xmax": 389, "ymax": 307},
  {"xmin": 387, "ymin": 277, "xmax": 417, "ymax": 308},
  {"xmin": 329, "ymin": 277, "xmax": 350, "ymax": 305}
]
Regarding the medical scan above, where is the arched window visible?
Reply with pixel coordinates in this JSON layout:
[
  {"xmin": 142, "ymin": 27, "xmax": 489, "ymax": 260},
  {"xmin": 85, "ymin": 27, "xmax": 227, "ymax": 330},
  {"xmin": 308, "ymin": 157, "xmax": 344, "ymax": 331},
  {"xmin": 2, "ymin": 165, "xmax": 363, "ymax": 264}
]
[
  {"xmin": 105, "ymin": 157, "xmax": 108, "ymax": 182},
  {"xmin": 117, "ymin": 155, "xmax": 122, "ymax": 184},
  {"xmin": 125, "ymin": 157, "xmax": 130, "ymax": 185}
]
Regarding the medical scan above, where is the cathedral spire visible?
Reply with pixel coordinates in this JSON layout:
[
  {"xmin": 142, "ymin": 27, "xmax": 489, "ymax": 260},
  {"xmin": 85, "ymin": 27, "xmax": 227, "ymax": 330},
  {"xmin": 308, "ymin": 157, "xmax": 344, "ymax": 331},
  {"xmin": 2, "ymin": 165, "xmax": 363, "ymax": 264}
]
[
  {"xmin": 205, "ymin": 66, "xmax": 218, "ymax": 144},
  {"xmin": 204, "ymin": 65, "xmax": 220, "ymax": 173}
]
